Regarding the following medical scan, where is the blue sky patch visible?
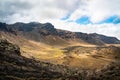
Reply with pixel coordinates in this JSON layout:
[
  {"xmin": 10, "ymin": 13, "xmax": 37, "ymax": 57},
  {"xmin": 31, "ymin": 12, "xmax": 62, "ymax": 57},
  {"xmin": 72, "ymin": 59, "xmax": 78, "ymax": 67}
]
[
  {"xmin": 75, "ymin": 16, "xmax": 91, "ymax": 24},
  {"xmin": 98, "ymin": 15, "xmax": 120, "ymax": 24},
  {"xmin": 61, "ymin": 15, "xmax": 120, "ymax": 25}
]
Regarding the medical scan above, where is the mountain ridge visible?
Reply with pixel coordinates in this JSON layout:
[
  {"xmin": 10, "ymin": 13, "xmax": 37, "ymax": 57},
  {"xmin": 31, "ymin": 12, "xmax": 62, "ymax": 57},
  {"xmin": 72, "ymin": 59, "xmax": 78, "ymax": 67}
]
[{"xmin": 0, "ymin": 22, "xmax": 120, "ymax": 45}]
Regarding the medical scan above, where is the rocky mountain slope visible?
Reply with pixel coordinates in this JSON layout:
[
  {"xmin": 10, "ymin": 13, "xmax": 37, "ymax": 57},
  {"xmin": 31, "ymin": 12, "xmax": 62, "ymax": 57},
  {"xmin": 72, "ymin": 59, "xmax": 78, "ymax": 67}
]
[
  {"xmin": 0, "ymin": 22, "xmax": 120, "ymax": 80},
  {"xmin": 0, "ymin": 39, "xmax": 120, "ymax": 80}
]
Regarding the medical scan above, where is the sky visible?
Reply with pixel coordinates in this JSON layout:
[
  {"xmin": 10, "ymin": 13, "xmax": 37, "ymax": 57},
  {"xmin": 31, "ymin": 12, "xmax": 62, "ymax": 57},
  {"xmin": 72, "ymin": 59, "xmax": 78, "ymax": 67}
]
[{"xmin": 0, "ymin": 0, "xmax": 120, "ymax": 39}]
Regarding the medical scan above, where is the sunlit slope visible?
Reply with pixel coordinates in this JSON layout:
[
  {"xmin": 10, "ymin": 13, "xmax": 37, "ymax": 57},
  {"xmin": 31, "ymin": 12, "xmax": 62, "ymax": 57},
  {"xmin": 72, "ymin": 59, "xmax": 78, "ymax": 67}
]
[
  {"xmin": 20, "ymin": 40, "xmax": 120, "ymax": 70},
  {"xmin": 0, "ymin": 32, "xmax": 64, "ymax": 60},
  {"xmin": 21, "ymin": 40, "xmax": 65, "ymax": 60},
  {"xmin": 60, "ymin": 46, "xmax": 120, "ymax": 69}
]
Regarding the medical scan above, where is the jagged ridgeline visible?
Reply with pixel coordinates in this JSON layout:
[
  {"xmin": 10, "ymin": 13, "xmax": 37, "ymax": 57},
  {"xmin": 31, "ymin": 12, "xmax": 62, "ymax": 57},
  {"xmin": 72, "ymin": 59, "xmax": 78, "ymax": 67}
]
[{"xmin": 0, "ymin": 22, "xmax": 120, "ymax": 45}]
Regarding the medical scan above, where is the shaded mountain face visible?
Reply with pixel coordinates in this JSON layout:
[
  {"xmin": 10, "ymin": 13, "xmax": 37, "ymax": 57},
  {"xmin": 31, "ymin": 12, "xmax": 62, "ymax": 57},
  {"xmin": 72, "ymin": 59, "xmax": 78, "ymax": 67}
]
[
  {"xmin": 11, "ymin": 22, "xmax": 57, "ymax": 34},
  {"xmin": 0, "ymin": 22, "xmax": 6, "ymax": 30},
  {"xmin": 0, "ymin": 22, "xmax": 120, "ymax": 45}
]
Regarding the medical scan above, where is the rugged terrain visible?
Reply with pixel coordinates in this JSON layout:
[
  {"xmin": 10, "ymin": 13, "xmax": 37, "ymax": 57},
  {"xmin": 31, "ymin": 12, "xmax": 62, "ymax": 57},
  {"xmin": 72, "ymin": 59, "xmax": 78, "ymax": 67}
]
[
  {"xmin": 0, "ymin": 39, "xmax": 120, "ymax": 80},
  {"xmin": 0, "ymin": 22, "xmax": 120, "ymax": 79}
]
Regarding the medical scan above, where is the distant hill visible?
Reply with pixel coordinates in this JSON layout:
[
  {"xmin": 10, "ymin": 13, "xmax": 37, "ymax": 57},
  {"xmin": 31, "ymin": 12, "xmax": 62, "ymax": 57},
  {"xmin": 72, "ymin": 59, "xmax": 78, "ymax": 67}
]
[{"xmin": 0, "ymin": 22, "xmax": 120, "ymax": 45}]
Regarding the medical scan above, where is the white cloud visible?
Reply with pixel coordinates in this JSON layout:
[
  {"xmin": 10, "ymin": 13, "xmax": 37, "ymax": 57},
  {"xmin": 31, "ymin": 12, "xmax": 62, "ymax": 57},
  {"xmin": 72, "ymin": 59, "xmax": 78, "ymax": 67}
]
[
  {"xmin": 0, "ymin": 0, "xmax": 80, "ymax": 23},
  {"xmin": 69, "ymin": 0, "xmax": 120, "ymax": 23},
  {"xmin": 87, "ymin": 0, "xmax": 120, "ymax": 23},
  {"xmin": 0, "ymin": 0, "xmax": 120, "ymax": 39},
  {"xmin": 1, "ymin": 0, "xmax": 120, "ymax": 23}
]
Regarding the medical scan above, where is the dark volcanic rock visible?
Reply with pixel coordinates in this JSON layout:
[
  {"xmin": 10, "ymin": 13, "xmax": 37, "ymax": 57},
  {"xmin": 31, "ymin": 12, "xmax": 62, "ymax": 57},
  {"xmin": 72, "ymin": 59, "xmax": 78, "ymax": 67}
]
[
  {"xmin": 0, "ymin": 22, "xmax": 8, "ymax": 31},
  {"xmin": 0, "ymin": 39, "xmax": 20, "ymax": 55},
  {"xmin": 38, "ymin": 23, "xmax": 58, "ymax": 35}
]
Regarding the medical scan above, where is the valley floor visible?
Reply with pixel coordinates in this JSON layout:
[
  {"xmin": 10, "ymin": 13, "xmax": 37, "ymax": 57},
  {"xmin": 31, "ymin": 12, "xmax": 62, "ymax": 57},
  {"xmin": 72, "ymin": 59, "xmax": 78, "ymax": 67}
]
[{"xmin": 20, "ymin": 40, "xmax": 120, "ymax": 70}]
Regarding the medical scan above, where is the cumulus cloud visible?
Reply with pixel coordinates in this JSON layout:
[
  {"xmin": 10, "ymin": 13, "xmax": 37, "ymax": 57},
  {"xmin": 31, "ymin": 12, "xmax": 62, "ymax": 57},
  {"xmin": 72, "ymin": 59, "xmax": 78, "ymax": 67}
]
[
  {"xmin": 0, "ymin": 0, "xmax": 120, "ymax": 39},
  {"xmin": 0, "ymin": 0, "xmax": 80, "ymax": 23},
  {"xmin": 1, "ymin": 0, "xmax": 120, "ymax": 23},
  {"xmin": 69, "ymin": 0, "xmax": 120, "ymax": 23}
]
